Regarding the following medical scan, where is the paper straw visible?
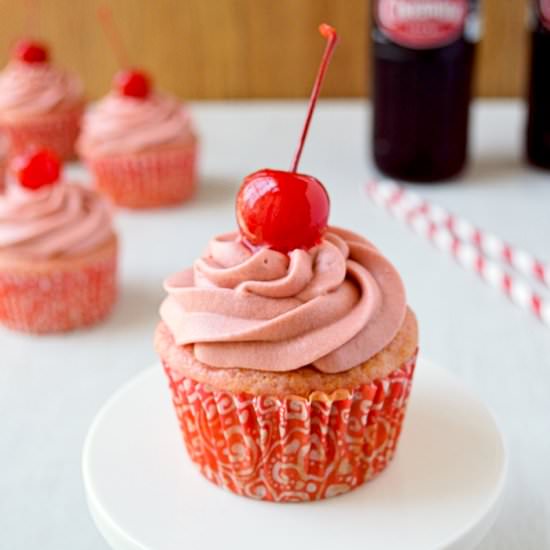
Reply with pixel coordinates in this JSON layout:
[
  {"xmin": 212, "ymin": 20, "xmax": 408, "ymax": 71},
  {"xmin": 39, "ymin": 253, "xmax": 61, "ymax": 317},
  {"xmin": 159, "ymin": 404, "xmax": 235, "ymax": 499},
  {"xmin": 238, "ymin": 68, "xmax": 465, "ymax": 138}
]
[
  {"xmin": 366, "ymin": 180, "xmax": 550, "ymax": 290},
  {"xmin": 366, "ymin": 180, "xmax": 550, "ymax": 328}
]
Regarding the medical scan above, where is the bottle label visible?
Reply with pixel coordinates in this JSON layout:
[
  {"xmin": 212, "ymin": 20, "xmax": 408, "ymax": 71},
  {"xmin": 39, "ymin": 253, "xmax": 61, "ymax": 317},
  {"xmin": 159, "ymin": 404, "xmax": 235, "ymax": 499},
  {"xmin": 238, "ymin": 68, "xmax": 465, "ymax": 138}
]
[
  {"xmin": 376, "ymin": 0, "xmax": 469, "ymax": 49},
  {"xmin": 540, "ymin": 0, "xmax": 550, "ymax": 29}
]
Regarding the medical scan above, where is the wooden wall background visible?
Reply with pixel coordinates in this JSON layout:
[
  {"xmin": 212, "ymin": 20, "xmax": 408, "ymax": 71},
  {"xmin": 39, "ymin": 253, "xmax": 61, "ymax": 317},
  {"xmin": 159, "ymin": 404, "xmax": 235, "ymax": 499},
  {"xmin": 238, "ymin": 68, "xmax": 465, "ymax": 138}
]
[{"xmin": 0, "ymin": 0, "xmax": 530, "ymax": 100}]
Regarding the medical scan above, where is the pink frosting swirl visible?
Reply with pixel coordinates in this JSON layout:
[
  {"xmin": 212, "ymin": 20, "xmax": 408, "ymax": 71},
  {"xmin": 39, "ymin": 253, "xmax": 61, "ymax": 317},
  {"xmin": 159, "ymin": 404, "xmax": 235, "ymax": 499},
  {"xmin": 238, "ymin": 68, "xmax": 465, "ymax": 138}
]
[
  {"xmin": 0, "ymin": 61, "xmax": 83, "ymax": 121},
  {"xmin": 77, "ymin": 92, "xmax": 194, "ymax": 158},
  {"xmin": 160, "ymin": 227, "xmax": 407, "ymax": 374},
  {"xmin": 0, "ymin": 182, "xmax": 114, "ymax": 260}
]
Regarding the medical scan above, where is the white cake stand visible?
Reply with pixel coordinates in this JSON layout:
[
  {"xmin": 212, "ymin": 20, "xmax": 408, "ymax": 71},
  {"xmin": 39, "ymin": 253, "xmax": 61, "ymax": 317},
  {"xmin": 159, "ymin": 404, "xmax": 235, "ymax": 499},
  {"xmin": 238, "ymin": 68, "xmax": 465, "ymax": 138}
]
[{"xmin": 82, "ymin": 359, "xmax": 507, "ymax": 550}]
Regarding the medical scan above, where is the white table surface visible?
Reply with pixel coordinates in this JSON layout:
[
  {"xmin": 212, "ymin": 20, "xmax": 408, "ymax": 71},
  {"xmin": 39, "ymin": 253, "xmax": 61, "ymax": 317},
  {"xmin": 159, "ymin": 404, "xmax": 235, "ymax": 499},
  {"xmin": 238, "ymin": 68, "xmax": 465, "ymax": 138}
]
[{"xmin": 1, "ymin": 99, "xmax": 549, "ymax": 550}]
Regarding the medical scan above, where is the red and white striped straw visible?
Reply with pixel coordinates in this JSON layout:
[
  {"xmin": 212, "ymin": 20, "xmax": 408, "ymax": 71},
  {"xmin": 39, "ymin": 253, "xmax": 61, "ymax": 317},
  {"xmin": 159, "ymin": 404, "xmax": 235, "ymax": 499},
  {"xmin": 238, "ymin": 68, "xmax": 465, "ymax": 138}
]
[
  {"xmin": 367, "ymin": 180, "xmax": 550, "ymax": 289},
  {"xmin": 366, "ymin": 180, "xmax": 550, "ymax": 328}
]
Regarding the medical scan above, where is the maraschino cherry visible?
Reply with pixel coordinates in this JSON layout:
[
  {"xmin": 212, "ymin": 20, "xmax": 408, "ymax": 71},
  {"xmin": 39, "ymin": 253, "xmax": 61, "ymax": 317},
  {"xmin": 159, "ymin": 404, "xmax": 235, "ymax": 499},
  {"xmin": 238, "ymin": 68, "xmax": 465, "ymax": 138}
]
[
  {"xmin": 236, "ymin": 24, "xmax": 339, "ymax": 253},
  {"xmin": 113, "ymin": 69, "xmax": 151, "ymax": 99},
  {"xmin": 12, "ymin": 149, "xmax": 61, "ymax": 190},
  {"xmin": 98, "ymin": 6, "xmax": 152, "ymax": 100},
  {"xmin": 13, "ymin": 39, "xmax": 49, "ymax": 64}
]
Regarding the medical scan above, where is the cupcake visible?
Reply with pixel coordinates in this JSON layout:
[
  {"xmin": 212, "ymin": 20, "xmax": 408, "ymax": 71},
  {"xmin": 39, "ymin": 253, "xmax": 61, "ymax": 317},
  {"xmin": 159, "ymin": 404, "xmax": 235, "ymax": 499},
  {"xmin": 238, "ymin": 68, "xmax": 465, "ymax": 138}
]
[
  {"xmin": 77, "ymin": 69, "xmax": 198, "ymax": 209},
  {"xmin": 156, "ymin": 223, "xmax": 418, "ymax": 502},
  {"xmin": 156, "ymin": 23, "xmax": 418, "ymax": 503},
  {"xmin": 0, "ymin": 149, "xmax": 118, "ymax": 333},
  {"xmin": 0, "ymin": 39, "xmax": 84, "ymax": 161}
]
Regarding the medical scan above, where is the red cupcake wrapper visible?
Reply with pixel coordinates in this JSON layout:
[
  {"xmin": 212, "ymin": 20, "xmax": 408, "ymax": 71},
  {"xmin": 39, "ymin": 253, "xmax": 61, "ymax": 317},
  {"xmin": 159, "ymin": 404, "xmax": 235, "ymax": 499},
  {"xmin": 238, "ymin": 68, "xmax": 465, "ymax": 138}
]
[
  {"xmin": 85, "ymin": 142, "xmax": 198, "ymax": 209},
  {"xmin": 162, "ymin": 352, "xmax": 417, "ymax": 502},
  {"xmin": 2, "ymin": 106, "xmax": 83, "ymax": 161},
  {"xmin": 0, "ymin": 246, "xmax": 118, "ymax": 334}
]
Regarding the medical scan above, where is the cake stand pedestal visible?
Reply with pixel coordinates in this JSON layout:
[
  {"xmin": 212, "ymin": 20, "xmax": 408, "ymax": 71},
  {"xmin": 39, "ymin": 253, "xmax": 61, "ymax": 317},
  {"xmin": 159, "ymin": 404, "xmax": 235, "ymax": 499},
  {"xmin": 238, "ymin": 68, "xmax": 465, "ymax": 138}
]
[{"xmin": 83, "ymin": 359, "xmax": 507, "ymax": 550}]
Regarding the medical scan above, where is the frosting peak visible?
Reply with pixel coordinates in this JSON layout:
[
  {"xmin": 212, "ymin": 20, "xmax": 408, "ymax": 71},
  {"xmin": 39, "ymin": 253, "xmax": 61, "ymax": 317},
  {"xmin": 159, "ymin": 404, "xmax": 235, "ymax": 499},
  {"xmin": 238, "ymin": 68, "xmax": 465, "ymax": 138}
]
[
  {"xmin": 0, "ymin": 182, "xmax": 114, "ymax": 260},
  {"xmin": 160, "ymin": 227, "xmax": 406, "ymax": 374},
  {"xmin": 77, "ymin": 92, "xmax": 194, "ymax": 158},
  {"xmin": 0, "ymin": 60, "xmax": 83, "ymax": 120}
]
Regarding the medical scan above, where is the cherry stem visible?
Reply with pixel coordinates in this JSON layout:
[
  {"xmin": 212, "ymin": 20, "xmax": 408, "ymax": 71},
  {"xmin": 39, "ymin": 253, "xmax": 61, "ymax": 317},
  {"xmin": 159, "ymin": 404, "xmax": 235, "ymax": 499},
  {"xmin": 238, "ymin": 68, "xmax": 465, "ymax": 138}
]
[
  {"xmin": 24, "ymin": 0, "xmax": 39, "ymax": 38},
  {"xmin": 97, "ymin": 6, "xmax": 130, "ymax": 68},
  {"xmin": 290, "ymin": 23, "xmax": 339, "ymax": 173}
]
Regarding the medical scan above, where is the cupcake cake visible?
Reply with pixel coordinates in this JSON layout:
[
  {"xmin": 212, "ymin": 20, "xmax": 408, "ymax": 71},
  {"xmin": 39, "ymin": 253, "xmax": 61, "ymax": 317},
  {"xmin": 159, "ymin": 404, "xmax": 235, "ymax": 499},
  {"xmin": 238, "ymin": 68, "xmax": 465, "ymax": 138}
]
[
  {"xmin": 0, "ymin": 148, "xmax": 118, "ymax": 333},
  {"xmin": 0, "ymin": 39, "xmax": 84, "ymax": 161},
  {"xmin": 155, "ymin": 25, "xmax": 418, "ymax": 502},
  {"xmin": 77, "ymin": 69, "xmax": 198, "ymax": 209}
]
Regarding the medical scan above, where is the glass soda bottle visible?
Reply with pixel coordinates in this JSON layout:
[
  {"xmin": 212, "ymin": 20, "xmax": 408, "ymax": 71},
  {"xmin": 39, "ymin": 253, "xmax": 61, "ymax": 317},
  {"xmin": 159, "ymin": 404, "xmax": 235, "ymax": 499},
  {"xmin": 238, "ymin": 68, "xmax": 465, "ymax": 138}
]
[
  {"xmin": 526, "ymin": 0, "xmax": 550, "ymax": 168},
  {"xmin": 371, "ymin": 0, "xmax": 481, "ymax": 182}
]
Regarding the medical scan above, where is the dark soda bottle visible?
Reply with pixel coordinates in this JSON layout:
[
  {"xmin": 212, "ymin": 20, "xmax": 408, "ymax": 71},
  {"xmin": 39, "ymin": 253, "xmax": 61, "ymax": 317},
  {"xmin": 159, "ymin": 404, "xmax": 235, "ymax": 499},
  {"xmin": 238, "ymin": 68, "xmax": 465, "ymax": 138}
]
[
  {"xmin": 371, "ymin": 0, "xmax": 481, "ymax": 183},
  {"xmin": 526, "ymin": 0, "xmax": 550, "ymax": 168}
]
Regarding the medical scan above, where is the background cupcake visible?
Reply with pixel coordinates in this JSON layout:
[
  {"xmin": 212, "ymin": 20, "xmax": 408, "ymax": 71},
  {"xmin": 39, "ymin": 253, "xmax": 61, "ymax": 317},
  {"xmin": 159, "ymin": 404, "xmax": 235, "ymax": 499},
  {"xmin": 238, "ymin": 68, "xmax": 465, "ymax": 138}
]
[
  {"xmin": 77, "ymin": 69, "xmax": 198, "ymax": 209},
  {"xmin": 0, "ymin": 39, "xmax": 84, "ymax": 161},
  {"xmin": 0, "ymin": 148, "xmax": 118, "ymax": 333}
]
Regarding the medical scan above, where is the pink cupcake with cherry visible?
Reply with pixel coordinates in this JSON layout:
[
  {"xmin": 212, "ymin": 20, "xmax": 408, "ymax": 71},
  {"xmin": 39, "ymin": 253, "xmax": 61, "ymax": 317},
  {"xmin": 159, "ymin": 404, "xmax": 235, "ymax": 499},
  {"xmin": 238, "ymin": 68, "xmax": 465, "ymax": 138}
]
[
  {"xmin": 0, "ymin": 148, "xmax": 118, "ymax": 333},
  {"xmin": 77, "ymin": 9, "xmax": 198, "ymax": 209},
  {"xmin": 156, "ymin": 25, "xmax": 419, "ymax": 502},
  {"xmin": 0, "ymin": 38, "xmax": 84, "ymax": 161}
]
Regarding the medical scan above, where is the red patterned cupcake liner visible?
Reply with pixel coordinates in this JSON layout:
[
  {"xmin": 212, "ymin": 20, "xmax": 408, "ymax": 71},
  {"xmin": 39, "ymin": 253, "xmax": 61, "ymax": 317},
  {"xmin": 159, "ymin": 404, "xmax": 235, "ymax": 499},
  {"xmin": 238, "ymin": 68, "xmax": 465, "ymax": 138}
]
[
  {"xmin": 0, "ymin": 243, "xmax": 118, "ymax": 334},
  {"xmin": 162, "ymin": 352, "xmax": 417, "ymax": 502},
  {"xmin": 2, "ymin": 106, "xmax": 83, "ymax": 161},
  {"xmin": 85, "ymin": 141, "xmax": 198, "ymax": 209}
]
